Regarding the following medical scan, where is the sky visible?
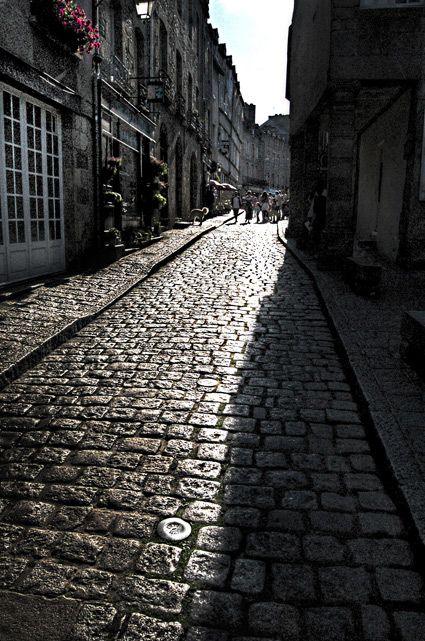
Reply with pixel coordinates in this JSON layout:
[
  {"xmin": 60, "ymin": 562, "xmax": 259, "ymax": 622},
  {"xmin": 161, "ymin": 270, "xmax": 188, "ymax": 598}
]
[{"xmin": 209, "ymin": 0, "xmax": 294, "ymax": 125}]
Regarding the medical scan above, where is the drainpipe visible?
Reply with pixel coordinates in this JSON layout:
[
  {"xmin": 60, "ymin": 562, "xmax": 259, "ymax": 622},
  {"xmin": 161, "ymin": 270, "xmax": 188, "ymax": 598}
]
[{"xmin": 92, "ymin": 0, "xmax": 103, "ymax": 251}]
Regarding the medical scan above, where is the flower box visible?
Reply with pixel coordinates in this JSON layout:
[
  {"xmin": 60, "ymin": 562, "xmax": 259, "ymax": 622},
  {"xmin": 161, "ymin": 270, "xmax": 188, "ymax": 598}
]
[{"xmin": 31, "ymin": 0, "xmax": 101, "ymax": 54}]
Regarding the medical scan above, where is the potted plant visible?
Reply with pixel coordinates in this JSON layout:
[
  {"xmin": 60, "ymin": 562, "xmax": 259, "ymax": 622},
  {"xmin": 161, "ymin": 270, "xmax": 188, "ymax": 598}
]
[
  {"xmin": 104, "ymin": 227, "xmax": 124, "ymax": 261},
  {"xmin": 146, "ymin": 157, "xmax": 168, "ymax": 237},
  {"xmin": 103, "ymin": 191, "xmax": 123, "ymax": 230}
]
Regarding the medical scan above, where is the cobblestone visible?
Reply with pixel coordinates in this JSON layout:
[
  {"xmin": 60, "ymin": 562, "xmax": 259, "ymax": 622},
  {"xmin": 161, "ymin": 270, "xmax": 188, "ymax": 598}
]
[{"xmin": 0, "ymin": 223, "xmax": 423, "ymax": 639}]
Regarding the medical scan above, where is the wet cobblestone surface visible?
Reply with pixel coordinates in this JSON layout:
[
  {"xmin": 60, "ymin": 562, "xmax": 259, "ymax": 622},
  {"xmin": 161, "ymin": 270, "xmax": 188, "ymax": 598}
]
[{"xmin": 0, "ymin": 223, "xmax": 424, "ymax": 640}]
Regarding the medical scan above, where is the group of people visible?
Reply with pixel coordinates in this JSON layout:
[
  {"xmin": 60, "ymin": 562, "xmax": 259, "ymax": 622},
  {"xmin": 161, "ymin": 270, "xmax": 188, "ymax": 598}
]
[{"xmin": 231, "ymin": 189, "xmax": 289, "ymax": 224}]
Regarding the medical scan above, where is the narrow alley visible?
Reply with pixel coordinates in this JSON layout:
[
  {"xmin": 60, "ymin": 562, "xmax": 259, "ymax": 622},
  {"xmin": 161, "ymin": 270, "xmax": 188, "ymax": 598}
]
[{"xmin": 0, "ymin": 224, "xmax": 423, "ymax": 641}]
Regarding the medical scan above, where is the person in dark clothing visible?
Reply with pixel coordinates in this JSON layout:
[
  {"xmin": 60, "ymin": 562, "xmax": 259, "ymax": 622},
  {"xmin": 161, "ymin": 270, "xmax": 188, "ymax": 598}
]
[{"xmin": 311, "ymin": 182, "xmax": 327, "ymax": 255}]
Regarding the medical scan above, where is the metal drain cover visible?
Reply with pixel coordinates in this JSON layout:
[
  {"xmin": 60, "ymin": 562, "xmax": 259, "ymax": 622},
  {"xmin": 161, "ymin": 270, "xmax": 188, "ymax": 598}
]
[{"xmin": 157, "ymin": 517, "xmax": 192, "ymax": 542}]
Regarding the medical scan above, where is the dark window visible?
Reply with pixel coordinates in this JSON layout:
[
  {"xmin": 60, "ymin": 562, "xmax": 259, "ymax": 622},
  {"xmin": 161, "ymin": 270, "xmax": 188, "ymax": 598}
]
[
  {"xmin": 159, "ymin": 20, "xmax": 168, "ymax": 74},
  {"xmin": 176, "ymin": 50, "xmax": 183, "ymax": 94}
]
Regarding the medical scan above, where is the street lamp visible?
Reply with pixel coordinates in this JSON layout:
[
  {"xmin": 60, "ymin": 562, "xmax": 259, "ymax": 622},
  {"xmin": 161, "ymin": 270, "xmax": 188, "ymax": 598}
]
[{"xmin": 136, "ymin": 1, "xmax": 155, "ymax": 20}]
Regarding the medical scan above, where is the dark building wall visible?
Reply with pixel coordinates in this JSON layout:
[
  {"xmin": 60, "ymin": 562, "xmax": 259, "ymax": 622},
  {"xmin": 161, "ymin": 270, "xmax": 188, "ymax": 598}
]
[
  {"xmin": 288, "ymin": 0, "xmax": 425, "ymax": 267},
  {"xmin": 288, "ymin": 0, "xmax": 331, "ymax": 134},
  {"xmin": 332, "ymin": 4, "xmax": 423, "ymax": 81}
]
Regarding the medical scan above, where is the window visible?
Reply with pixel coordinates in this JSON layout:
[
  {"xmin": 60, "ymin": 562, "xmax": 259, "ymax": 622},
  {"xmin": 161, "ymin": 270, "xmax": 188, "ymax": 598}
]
[
  {"xmin": 187, "ymin": 74, "xmax": 193, "ymax": 115},
  {"xmin": 176, "ymin": 50, "xmax": 183, "ymax": 95},
  {"xmin": 0, "ymin": 85, "xmax": 64, "ymax": 283},
  {"xmin": 360, "ymin": 0, "xmax": 424, "ymax": 7}
]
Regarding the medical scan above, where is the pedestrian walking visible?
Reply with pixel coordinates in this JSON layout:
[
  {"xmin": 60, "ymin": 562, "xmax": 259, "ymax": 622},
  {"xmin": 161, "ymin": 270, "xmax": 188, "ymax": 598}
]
[
  {"xmin": 276, "ymin": 191, "xmax": 283, "ymax": 220},
  {"xmin": 232, "ymin": 192, "xmax": 242, "ymax": 223},
  {"xmin": 254, "ymin": 195, "xmax": 262, "ymax": 223},
  {"xmin": 244, "ymin": 191, "xmax": 253, "ymax": 224},
  {"xmin": 271, "ymin": 195, "xmax": 279, "ymax": 223},
  {"xmin": 260, "ymin": 191, "xmax": 270, "ymax": 223}
]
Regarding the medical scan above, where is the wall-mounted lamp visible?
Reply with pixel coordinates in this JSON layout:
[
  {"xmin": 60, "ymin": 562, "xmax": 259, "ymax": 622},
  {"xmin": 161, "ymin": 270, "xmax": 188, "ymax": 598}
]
[{"xmin": 136, "ymin": 0, "xmax": 155, "ymax": 20}]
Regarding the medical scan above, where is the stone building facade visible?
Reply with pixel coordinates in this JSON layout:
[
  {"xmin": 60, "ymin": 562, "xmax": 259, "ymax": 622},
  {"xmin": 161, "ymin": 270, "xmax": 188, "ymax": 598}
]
[
  {"xmin": 240, "ymin": 103, "xmax": 265, "ymax": 192},
  {"xmin": 0, "ymin": 0, "xmax": 96, "ymax": 283},
  {"xmin": 207, "ymin": 36, "xmax": 244, "ymax": 188},
  {"xmin": 260, "ymin": 114, "xmax": 290, "ymax": 191},
  {"xmin": 0, "ymin": 0, "xmax": 156, "ymax": 284},
  {"xmin": 287, "ymin": 0, "xmax": 425, "ymax": 268},
  {"xmin": 137, "ymin": 0, "xmax": 211, "ymax": 227},
  {"xmin": 241, "ymin": 108, "xmax": 290, "ymax": 193},
  {"xmin": 0, "ymin": 0, "xmax": 259, "ymax": 284}
]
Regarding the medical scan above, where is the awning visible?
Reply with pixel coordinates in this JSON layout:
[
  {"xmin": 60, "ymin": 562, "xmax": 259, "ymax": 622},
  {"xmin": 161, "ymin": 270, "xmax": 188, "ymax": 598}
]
[{"xmin": 209, "ymin": 179, "xmax": 237, "ymax": 191}]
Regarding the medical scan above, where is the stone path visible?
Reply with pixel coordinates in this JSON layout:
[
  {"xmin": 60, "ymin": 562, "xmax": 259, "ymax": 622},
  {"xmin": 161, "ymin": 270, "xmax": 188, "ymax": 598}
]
[
  {"xmin": 0, "ymin": 222, "xmax": 423, "ymax": 640},
  {"xmin": 0, "ymin": 216, "xmax": 227, "ymax": 388},
  {"xmin": 278, "ymin": 222, "xmax": 425, "ymax": 552}
]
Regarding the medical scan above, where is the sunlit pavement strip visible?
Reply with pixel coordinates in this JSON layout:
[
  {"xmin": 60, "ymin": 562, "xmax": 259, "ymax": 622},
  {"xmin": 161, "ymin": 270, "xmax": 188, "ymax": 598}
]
[{"xmin": 0, "ymin": 223, "xmax": 423, "ymax": 640}]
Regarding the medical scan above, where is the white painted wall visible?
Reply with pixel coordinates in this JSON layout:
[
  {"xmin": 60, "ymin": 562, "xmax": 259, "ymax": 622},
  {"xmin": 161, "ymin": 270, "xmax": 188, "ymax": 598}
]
[{"xmin": 356, "ymin": 91, "xmax": 410, "ymax": 261}]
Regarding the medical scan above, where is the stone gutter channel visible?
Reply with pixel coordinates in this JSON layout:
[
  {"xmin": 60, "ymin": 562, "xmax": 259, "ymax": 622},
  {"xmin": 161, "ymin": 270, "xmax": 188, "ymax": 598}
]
[
  {"xmin": 277, "ymin": 221, "xmax": 425, "ymax": 556},
  {"xmin": 0, "ymin": 215, "xmax": 232, "ymax": 391}
]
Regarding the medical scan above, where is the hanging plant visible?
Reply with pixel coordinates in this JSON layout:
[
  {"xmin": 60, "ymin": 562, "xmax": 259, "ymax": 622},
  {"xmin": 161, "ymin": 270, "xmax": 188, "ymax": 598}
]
[
  {"xmin": 31, "ymin": 0, "xmax": 101, "ymax": 53},
  {"xmin": 149, "ymin": 156, "xmax": 168, "ymax": 178},
  {"xmin": 153, "ymin": 193, "xmax": 167, "ymax": 209}
]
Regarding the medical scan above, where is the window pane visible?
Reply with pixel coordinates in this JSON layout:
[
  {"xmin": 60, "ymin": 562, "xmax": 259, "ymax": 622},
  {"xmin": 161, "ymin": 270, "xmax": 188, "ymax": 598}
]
[
  {"xmin": 8, "ymin": 222, "xmax": 16, "ymax": 243},
  {"xmin": 26, "ymin": 104, "xmax": 33, "ymax": 125},
  {"xmin": 34, "ymin": 107, "xmax": 41, "ymax": 129},
  {"xmin": 14, "ymin": 123, "xmax": 20, "ymax": 145},
  {"xmin": 12, "ymin": 96, "xmax": 20, "ymax": 120},
  {"xmin": 30, "ymin": 198, "xmax": 37, "ymax": 216},
  {"xmin": 3, "ymin": 93, "xmax": 11, "ymax": 117},
  {"xmin": 15, "ymin": 173, "xmax": 22, "ymax": 194},
  {"xmin": 17, "ymin": 221, "xmax": 25, "ymax": 242},
  {"xmin": 5, "ymin": 144, "xmax": 13, "ymax": 167},
  {"xmin": 6, "ymin": 171, "xmax": 14, "ymax": 193},
  {"xmin": 16, "ymin": 197, "xmax": 24, "ymax": 218},
  {"xmin": 4, "ymin": 119, "xmax": 12, "ymax": 142},
  {"xmin": 15, "ymin": 147, "xmax": 22, "ymax": 170}
]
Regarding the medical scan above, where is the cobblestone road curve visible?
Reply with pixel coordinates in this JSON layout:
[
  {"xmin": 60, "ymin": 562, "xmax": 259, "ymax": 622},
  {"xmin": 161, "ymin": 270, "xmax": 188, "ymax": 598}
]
[{"xmin": 0, "ymin": 223, "xmax": 423, "ymax": 641}]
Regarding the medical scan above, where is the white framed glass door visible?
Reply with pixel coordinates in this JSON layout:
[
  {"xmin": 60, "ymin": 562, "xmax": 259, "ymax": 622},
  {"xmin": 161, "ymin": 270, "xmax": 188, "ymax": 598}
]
[{"xmin": 0, "ymin": 84, "xmax": 65, "ymax": 284}]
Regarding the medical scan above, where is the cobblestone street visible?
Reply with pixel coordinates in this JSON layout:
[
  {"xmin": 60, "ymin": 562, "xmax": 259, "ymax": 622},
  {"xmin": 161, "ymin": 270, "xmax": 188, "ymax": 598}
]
[{"xmin": 0, "ymin": 223, "xmax": 424, "ymax": 641}]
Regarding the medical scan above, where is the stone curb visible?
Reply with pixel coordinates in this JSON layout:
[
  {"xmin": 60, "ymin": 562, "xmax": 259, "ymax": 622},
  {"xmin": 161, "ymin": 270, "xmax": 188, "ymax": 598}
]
[
  {"xmin": 277, "ymin": 222, "xmax": 425, "ymax": 554},
  {"xmin": 0, "ymin": 217, "xmax": 232, "ymax": 391}
]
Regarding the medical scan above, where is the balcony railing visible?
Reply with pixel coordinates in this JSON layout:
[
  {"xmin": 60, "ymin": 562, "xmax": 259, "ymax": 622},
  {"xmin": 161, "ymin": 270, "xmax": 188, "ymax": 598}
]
[
  {"xmin": 109, "ymin": 55, "xmax": 132, "ymax": 96},
  {"xmin": 188, "ymin": 111, "xmax": 201, "ymax": 135}
]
